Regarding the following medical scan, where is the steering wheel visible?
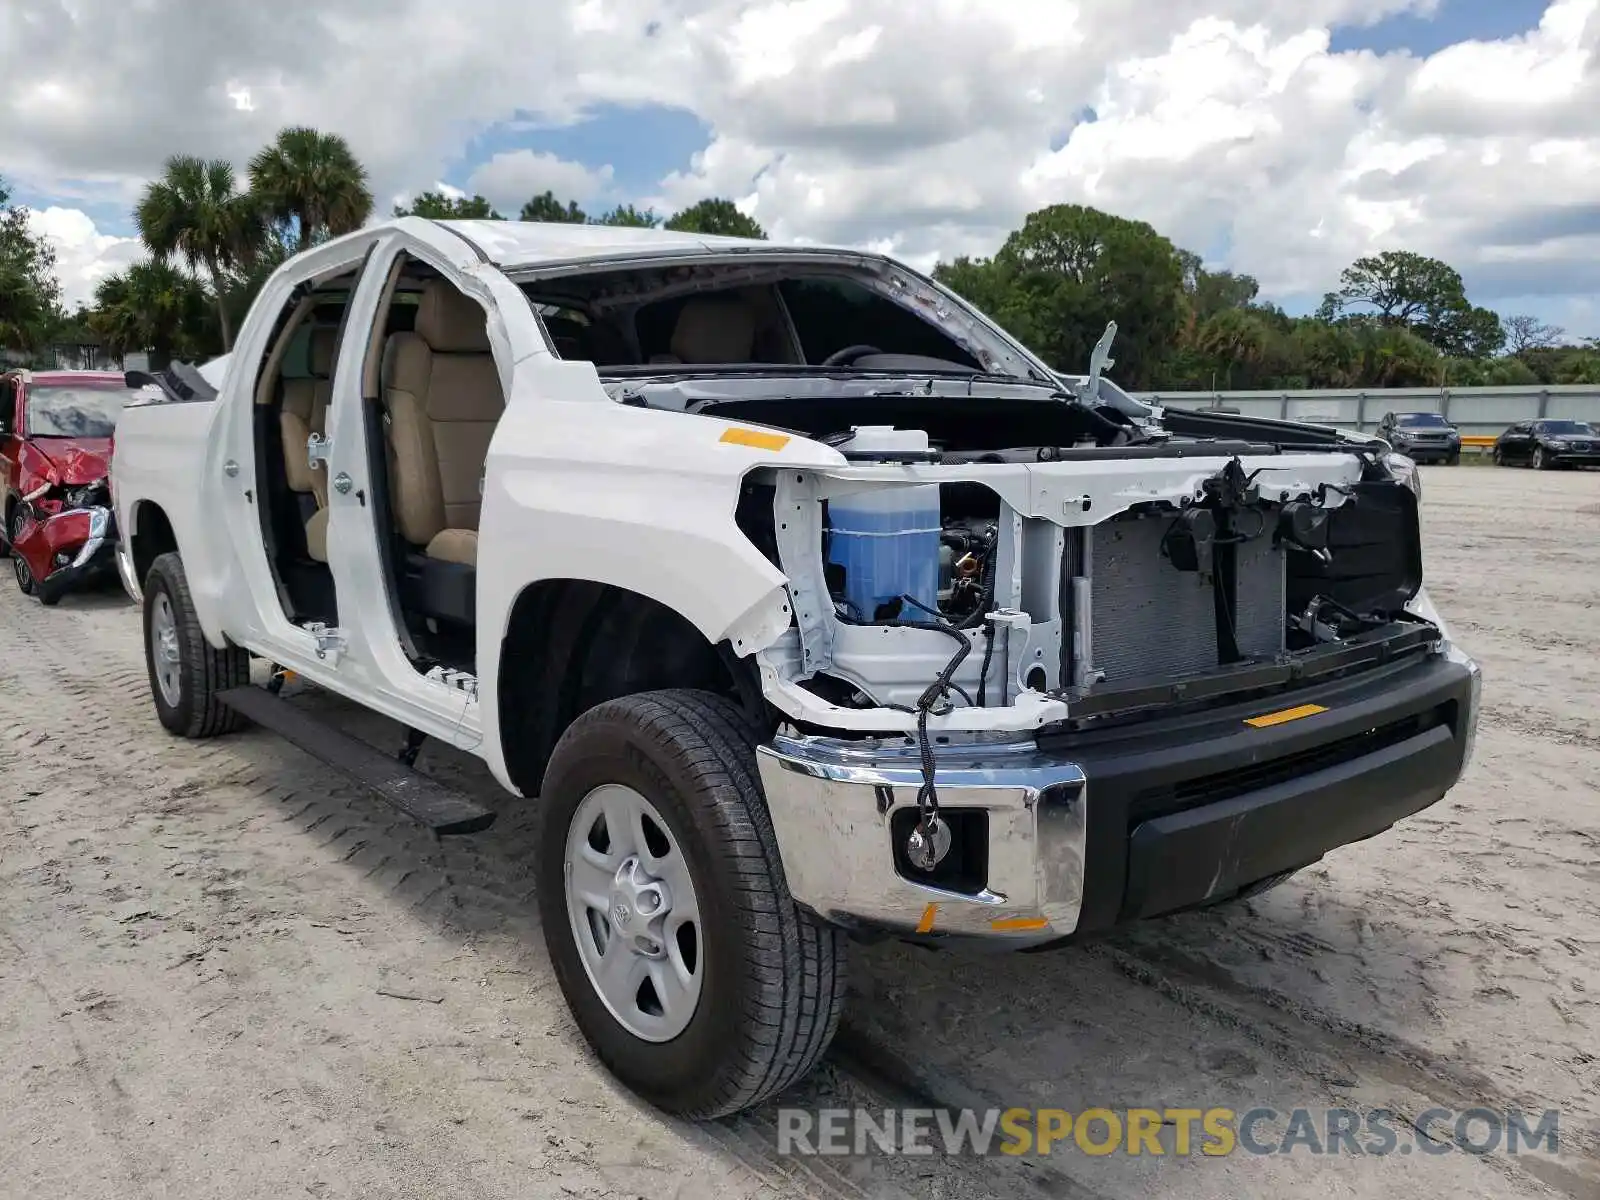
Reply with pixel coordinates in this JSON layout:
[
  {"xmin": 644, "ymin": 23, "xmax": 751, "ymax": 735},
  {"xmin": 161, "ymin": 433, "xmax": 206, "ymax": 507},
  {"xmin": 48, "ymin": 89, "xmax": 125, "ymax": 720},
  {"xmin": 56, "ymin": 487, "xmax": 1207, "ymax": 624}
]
[{"xmin": 818, "ymin": 344, "xmax": 883, "ymax": 368}]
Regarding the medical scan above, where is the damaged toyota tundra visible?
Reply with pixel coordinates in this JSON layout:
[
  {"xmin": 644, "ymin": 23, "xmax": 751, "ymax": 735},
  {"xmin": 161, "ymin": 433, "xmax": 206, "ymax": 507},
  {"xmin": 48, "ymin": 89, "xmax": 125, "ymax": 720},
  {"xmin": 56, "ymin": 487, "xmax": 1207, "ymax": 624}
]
[{"xmin": 109, "ymin": 218, "xmax": 1482, "ymax": 1120}]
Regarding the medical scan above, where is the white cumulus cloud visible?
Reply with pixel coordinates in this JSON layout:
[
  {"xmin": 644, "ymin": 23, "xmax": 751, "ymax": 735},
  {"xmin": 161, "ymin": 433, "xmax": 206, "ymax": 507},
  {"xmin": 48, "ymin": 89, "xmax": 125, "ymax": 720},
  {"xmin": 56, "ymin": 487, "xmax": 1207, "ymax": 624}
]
[
  {"xmin": 26, "ymin": 208, "xmax": 142, "ymax": 309},
  {"xmin": 1, "ymin": 0, "xmax": 1596, "ymax": 332}
]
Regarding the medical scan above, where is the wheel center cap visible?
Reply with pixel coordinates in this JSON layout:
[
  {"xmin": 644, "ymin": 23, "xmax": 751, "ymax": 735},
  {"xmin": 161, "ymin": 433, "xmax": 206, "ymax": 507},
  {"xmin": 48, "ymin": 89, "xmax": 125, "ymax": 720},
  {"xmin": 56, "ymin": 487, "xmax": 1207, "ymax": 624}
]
[{"xmin": 609, "ymin": 856, "xmax": 669, "ymax": 938}]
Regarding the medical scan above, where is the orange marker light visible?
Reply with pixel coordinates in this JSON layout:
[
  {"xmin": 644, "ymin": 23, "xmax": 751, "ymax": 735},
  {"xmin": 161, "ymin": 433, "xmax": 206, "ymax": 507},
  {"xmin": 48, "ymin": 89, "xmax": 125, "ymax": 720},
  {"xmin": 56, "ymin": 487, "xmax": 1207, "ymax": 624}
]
[
  {"xmin": 1244, "ymin": 703, "xmax": 1327, "ymax": 729},
  {"xmin": 720, "ymin": 427, "xmax": 791, "ymax": 452},
  {"xmin": 990, "ymin": 916, "xmax": 1050, "ymax": 932}
]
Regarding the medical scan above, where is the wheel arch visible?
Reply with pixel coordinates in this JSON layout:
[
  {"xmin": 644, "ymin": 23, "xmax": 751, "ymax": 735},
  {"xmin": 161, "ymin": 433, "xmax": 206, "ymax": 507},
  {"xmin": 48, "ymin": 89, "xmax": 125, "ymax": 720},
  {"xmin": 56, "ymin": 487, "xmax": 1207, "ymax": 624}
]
[
  {"xmin": 127, "ymin": 499, "xmax": 179, "ymax": 590},
  {"xmin": 492, "ymin": 578, "xmax": 769, "ymax": 798}
]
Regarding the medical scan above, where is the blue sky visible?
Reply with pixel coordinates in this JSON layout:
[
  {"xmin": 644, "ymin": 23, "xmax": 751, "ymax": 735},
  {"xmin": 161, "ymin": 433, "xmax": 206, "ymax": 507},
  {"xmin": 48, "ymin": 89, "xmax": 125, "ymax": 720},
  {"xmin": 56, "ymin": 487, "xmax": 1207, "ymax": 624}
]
[
  {"xmin": 1329, "ymin": 0, "xmax": 1552, "ymax": 55},
  {"xmin": 451, "ymin": 105, "xmax": 711, "ymax": 209}
]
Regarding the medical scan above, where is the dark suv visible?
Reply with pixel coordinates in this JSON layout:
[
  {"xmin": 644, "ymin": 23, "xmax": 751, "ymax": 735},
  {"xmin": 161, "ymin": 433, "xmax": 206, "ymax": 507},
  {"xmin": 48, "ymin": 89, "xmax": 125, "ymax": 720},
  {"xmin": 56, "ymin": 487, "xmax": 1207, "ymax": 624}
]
[{"xmin": 1378, "ymin": 411, "xmax": 1462, "ymax": 465}]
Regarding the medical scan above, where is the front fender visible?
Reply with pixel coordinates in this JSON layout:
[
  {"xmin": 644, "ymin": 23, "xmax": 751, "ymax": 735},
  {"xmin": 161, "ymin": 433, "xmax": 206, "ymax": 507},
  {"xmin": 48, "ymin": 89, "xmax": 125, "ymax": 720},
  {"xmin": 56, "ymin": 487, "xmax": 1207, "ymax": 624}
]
[{"xmin": 472, "ymin": 360, "xmax": 838, "ymax": 792}]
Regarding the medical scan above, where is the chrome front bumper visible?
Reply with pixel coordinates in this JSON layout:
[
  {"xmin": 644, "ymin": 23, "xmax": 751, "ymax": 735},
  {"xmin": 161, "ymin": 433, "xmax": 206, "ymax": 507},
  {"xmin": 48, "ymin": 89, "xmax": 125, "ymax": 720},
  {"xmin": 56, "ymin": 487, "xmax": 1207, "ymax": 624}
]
[
  {"xmin": 115, "ymin": 537, "xmax": 143, "ymax": 605},
  {"xmin": 755, "ymin": 734, "xmax": 1089, "ymax": 945},
  {"xmin": 755, "ymin": 632, "xmax": 1481, "ymax": 950}
]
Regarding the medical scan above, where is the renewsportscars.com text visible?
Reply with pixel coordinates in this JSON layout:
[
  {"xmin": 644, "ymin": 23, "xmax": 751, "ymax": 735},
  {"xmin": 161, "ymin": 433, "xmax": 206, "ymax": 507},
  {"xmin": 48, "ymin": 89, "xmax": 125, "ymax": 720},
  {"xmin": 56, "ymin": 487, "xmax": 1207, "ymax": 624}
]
[{"xmin": 776, "ymin": 1106, "xmax": 1562, "ymax": 1158}]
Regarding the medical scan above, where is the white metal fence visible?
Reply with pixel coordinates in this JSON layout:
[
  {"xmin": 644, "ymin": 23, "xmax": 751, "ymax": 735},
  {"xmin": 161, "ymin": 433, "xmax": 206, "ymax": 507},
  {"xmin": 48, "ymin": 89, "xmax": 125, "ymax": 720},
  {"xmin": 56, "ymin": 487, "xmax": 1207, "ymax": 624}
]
[{"xmin": 1136, "ymin": 385, "xmax": 1600, "ymax": 439}]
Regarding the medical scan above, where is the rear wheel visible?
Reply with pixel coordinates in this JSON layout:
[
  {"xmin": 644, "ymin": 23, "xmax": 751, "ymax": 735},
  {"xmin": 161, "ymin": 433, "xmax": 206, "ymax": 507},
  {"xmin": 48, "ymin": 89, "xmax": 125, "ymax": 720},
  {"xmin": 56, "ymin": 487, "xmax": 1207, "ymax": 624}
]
[
  {"xmin": 536, "ymin": 689, "xmax": 847, "ymax": 1118},
  {"xmin": 11, "ymin": 508, "xmax": 36, "ymax": 596},
  {"xmin": 143, "ymin": 551, "xmax": 250, "ymax": 738}
]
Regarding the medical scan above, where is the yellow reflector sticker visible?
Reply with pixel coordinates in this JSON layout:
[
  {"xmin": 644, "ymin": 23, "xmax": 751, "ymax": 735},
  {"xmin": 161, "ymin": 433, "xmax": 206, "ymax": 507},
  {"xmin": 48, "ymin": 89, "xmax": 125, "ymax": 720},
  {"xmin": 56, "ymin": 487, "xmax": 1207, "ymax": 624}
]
[
  {"xmin": 720, "ymin": 427, "xmax": 791, "ymax": 451},
  {"xmin": 1244, "ymin": 703, "xmax": 1328, "ymax": 729},
  {"xmin": 991, "ymin": 916, "xmax": 1051, "ymax": 932},
  {"xmin": 916, "ymin": 904, "xmax": 938, "ymax": 934}
]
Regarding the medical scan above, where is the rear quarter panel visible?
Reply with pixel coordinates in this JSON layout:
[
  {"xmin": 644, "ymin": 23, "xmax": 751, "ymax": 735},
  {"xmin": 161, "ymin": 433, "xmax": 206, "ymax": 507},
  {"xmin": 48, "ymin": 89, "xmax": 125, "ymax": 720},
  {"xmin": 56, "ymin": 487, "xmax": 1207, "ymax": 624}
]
[{"xmin": 114, "ymin": 396, "xmax": 236, "ymax": 646}]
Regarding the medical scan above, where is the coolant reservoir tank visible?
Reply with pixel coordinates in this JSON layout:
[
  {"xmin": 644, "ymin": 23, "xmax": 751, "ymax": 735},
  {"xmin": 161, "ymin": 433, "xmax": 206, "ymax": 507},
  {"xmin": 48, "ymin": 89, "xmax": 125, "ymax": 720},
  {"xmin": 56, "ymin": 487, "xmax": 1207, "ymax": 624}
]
[{"xmin": 827, "ymin": 427, "xmax": 941, "ymax": 623}]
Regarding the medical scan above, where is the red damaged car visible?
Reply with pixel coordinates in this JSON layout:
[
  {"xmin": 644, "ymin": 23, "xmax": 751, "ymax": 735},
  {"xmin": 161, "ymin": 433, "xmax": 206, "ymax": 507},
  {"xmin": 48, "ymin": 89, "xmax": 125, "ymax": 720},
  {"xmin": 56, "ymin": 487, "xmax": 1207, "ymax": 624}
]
[{"xmin": 0, "ymin": 369, "xmax": 135, "ymax": 605}]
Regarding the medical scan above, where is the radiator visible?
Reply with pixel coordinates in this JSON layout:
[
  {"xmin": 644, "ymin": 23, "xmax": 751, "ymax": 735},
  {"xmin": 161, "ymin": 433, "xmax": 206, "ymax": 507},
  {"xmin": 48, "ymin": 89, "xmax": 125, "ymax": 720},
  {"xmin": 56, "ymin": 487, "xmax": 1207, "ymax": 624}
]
[{"xmin": 1083, "ymin": 514, "xmax": 1285, "ymax": 685}]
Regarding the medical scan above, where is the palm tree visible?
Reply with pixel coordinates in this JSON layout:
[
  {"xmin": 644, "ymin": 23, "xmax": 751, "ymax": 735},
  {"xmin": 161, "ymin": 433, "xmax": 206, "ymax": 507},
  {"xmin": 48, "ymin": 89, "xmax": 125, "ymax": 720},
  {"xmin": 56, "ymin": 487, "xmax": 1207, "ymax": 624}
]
[
  {"xmin": 135, "ymin": 155, "xmax": 265, "ymax": 350},
  {"xmin": 1194, "ymin": 308, "xmax": 1267, "ymax": 388},
  {"xmin": 89, "ymin": 260, "xmax": 209, "ymax": 369},
  {"xmin": 248, "ymin": 127, "xmax": 374, "ymax": 250}
]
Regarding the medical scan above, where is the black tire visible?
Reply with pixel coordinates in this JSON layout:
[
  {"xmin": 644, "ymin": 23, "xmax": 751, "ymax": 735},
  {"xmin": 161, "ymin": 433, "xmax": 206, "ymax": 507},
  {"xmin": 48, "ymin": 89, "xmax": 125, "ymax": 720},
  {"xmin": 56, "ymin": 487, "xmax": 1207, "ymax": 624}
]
[
  {"xmin": 39, "ymin": 590, "xmax": 60, "ymax": 607},
  {"xmin": 1492, "ymin": 446, "xmax": 1504, "ymax": 466},
  {"xmin": 535, "ymin": 689, "xmax": 847, "ymax": 1119},
  {"xmin": 1447, "ymin": 451, "xmax": 1460, "ymax": 466},
  {"xmin": 143, "ymin": 551, "xmax": 250, "ymax": 738},
  {"xmin": 11, "ymin": 506, "xmax": 36, "ymax": 595},
  {"xmin": 1534, "ymin": 446, "xmax": 1549, "ymax": 470}
]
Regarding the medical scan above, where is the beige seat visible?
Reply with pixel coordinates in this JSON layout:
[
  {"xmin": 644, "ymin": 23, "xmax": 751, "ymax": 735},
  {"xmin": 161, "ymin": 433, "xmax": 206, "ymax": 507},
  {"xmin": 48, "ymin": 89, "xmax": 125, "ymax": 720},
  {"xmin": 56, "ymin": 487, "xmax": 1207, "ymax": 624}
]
[
  {"xmin": 648, "ymin": 297, "xmax": 756, "ymax": 365},
  {"xmin": 381, "ymin": 279, "xmax": 504, "ymax": 570},
  {"xmin": 281, "ymin": 327, "xmax": 337, "ymax": 562}
]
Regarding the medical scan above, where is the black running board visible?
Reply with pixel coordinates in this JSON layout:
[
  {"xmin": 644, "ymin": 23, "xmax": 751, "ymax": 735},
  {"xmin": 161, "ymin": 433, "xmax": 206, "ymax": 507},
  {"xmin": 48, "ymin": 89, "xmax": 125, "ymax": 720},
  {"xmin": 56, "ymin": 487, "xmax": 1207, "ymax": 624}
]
[{"xmin": 217, "ymin": 687, "xmax": 496, "ymax": 835}]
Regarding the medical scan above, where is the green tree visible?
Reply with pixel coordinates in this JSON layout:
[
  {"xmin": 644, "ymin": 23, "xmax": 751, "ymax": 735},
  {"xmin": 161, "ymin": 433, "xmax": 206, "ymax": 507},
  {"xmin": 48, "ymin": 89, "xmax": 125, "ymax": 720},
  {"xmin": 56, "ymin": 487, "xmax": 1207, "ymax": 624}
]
[
  {"xmin": 135, "ymin": 155, "xmax": 266, "ymax": 350},
  {"xmin": 519, "ymin": 191, "xmax": 588, "ymax": 223},
  {"xmin": 218, "ymin": 228, "xmax": 296, "ymax": 346},
  {"xmin": 1179, "ymin": 250, "xmax": 1261, "ymax": 322},
  {"xmin": 590, "ymin": 203, "xmax": 660, "ymax": 228},
  {"xmin": 394, "ymin": 191, "xmax": 503, "ymax": 219},
  {"xmin": 1355, "ymin": 323, "xmax": 1442, "ymax": 388},
  {"xmin": 1316, "ymin": 249, "xmax": 1501, "ymax": 358},
  {"xmin": 248, "ymin": 126, "xmax": 374, "ymax": 250},
  {"xmin": 1478, "ymin": 355, "xmax": 1540, "ymax": 386},
  {"xmin": 1317, "ymin": 251, "xmax": 1465, "ymax": 325},
  {"xmin": 1193, "ymin": 307, "xmax": 1270, "ymax": 388},
  {"xmin": 1287, "ymin": 319, "xmax": 1362, "ymax": 388},
  {"xmin": 88, "ymin": 260, "xmax": 210, "ymax": 369},
  {"xmin": 1520, "ymin": 341, "xmax": 1600, "ymax": 385},
  {"xmin": 47, "ymin": 303, "xmax": 96, "ymax": 347},
  {"xmin": 0, "ymin": 176, "xmax": 63, "ymax": 353},
  {"xmin": 665, "ymin": 198, "xmax": 766, "ymax": 239},
  {"xmin": 934, "ymin": 204, "xmax": 1186, "ymax": 387}
]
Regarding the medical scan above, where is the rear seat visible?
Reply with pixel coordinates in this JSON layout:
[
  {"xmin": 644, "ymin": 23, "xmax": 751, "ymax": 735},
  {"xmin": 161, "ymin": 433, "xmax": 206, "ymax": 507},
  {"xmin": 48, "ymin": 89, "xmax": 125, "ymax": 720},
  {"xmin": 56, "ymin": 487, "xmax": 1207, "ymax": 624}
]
[
  {"xmin": 281, "ymin": 327, "xmax": 337, "ymax": 562},
  {"xmin": 380, "ymin": 279, "xmax": 504, "ymax": 624},
  {"xmin": 647, "ymin": 297, "xmax": 756, "ymax": 364}
]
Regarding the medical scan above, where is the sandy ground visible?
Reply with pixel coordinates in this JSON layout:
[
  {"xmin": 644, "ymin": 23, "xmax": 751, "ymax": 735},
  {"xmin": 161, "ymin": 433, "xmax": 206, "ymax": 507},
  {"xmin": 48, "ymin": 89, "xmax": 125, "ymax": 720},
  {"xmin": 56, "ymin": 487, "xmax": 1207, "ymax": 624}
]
[{"xmin": 1, "ymin": 464, "xmax": 1597, "ymax": 1200}]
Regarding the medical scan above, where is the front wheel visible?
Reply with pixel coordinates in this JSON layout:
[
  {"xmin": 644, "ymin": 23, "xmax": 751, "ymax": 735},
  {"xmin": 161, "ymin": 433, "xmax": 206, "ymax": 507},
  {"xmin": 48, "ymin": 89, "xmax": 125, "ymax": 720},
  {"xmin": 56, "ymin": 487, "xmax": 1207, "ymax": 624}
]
[
  {"xmin": 11, "ymin": 508, "xmax": 36, "ymax": 596},
  {"xmin": 1534, "ymin": 446, "xmax": 1549, "ymax": 470},
  {"xmin": 143, "ymin": 551, "xmax": 250, "ymax": 738},
  {"xmin": 536, "ymin": 689, "xmax": 847, "ymax": 1119}
]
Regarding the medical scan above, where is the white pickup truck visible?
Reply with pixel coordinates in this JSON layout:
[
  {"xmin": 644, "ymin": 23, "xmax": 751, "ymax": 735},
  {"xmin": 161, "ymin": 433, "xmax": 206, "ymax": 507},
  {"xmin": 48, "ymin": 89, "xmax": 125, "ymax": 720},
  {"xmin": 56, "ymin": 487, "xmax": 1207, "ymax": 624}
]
[{"xmin": 111, "ymin": 217, "xmax": 1481, "ymax": 1118}]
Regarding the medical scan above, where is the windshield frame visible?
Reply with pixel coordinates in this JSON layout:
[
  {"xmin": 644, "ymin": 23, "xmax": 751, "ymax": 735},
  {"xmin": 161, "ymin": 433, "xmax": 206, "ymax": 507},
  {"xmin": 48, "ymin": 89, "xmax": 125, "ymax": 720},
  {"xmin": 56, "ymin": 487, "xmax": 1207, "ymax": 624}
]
[
  {"xmin": 25, "ymin": 383, "xmax": 137, "ymax": 439},
  {"xmin": 506, "ymin": 249, "xmax": 1057, "ymax": 385},
  {"xmin": 1397, "ymin": 413, "xmax": 1449, "ymax": 427}
]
